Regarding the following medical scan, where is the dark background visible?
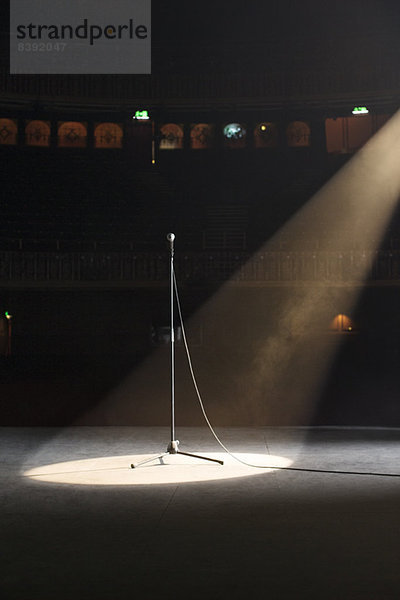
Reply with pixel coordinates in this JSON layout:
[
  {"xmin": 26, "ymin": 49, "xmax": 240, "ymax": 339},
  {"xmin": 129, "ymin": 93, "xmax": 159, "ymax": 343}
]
[{"xmin": 1, "ymin": 0, "xmax": 400, "ymax": 427}]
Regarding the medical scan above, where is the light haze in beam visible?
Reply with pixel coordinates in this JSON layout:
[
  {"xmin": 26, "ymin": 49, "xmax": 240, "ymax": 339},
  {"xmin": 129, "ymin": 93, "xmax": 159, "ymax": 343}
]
[
  {"xmin": 81, "ymin": 110, "xmax": 400, "ymax": 428},
  {"xmin": 227, "ymin": 108, "xmax": 400, "ymax": 424}
]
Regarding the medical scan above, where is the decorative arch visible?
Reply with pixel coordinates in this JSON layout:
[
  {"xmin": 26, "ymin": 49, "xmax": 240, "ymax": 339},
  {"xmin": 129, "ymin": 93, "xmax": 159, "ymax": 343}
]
[
  {"xmin": 0, "ymin": 118, "xmax": 18, "ymax": 145},
  {"xmin": 254, "ymin": 122, "xmax": 278, "ymax": 148},
  {"xmin": 58, "ymin": 121, "xmax": 87, "ymax": 148},
  {"xmin": 94, "ymin": 122, "xmax": 123, "ymax": 149},
  {"xmin": 159, "ymin": 123, "xmax": 184, "ymax": 150},
  {"xmin": 25, "ymin": 120, "xmax": 51, "ymax": 147},
  {"xmin": 330, "ymin": 314, "xmax": 356, "ymax": 332},
  {"xmin": 286, "ymin": 121, "xmax": 311, "ymax": 147},
  {"xmin": 223, "ymin": 122, "xmax": 247, "ymax": 149},
  {"xmin": 190, "ymin": 123, "xmax": 214, "ymax": 149}
]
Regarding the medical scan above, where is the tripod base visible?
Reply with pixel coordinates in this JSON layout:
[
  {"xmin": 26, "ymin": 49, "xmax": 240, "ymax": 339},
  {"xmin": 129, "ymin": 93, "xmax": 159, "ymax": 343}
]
[{"xmin": 130, "ymin": 440, "xmax": 224, "ymax": 468}]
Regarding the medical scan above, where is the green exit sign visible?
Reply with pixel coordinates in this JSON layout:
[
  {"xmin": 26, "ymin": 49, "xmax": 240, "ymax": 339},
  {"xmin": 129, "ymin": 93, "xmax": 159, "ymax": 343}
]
[
  {"xmin": 133, "ymin": 110, "xmax": 150, "ymax": 120},
  {"xmin": 352, "ymin": 106, "xmax": 369, "ymax": 115}
]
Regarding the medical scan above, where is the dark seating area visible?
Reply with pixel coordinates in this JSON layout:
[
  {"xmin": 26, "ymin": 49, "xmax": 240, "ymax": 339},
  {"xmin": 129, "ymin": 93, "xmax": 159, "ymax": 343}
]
[{"xmin": 2, "ymin": 141, "xmax": 399, "ymax": 253}]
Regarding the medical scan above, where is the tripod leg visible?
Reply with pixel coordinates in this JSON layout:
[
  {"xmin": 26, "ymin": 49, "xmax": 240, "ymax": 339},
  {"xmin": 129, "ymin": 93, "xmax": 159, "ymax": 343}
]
[
  {"xmin": 178, "ymin": 451, "xmax": 224, "ymax": 465},
  {"xmin": 131, "ymin": 453, "xmax": 168, "ymax": 469}
]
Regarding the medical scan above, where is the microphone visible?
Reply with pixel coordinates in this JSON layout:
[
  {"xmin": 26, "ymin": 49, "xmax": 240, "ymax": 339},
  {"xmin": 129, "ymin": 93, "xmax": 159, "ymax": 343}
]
[{"xmin": 167, "ymin": 232, "xmax": 175, "ymax": 250}]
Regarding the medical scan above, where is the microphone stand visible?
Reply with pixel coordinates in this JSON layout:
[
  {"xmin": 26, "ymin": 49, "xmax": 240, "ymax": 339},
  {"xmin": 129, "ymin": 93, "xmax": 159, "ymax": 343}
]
[{"xmin": 131, "ymin": 234, "xmax": 223, "ymax": 469}]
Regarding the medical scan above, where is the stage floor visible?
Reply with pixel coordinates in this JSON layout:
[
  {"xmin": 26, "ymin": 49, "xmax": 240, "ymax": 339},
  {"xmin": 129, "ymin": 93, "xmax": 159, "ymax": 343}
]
[{"xmin": 1, "ymin": 426, "xmax": 400, "ymax": 599}]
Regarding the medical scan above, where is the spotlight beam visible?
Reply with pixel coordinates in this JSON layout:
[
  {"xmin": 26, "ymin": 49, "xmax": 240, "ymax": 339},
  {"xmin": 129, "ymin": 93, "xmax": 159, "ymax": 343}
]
[{"xmin": 79, "ymin": 111, "xmax": 400, "ymax": 431}]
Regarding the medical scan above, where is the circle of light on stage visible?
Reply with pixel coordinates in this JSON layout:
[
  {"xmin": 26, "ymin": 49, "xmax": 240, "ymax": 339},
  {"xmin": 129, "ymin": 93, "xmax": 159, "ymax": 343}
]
[{"xmin": 23, "ymin": 453, "xmax": 293, "ymax": 486}]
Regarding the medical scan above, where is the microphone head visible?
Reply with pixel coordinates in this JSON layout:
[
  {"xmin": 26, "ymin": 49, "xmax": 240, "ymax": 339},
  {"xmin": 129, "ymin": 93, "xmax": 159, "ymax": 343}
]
[{"xmin": 167, "ymin": 233, "xmax": 175, "ymax": 242}]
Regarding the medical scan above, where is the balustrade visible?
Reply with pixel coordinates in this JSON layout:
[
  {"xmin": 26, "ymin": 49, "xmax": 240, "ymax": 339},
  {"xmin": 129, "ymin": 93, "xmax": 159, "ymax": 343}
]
[
  {"xmin": 1, "ymin": 250, "xmax": 399, "ymax": 286},
  {"xmin": 2, "ymin": 67, "xmax": 399, "ymax": 104}
]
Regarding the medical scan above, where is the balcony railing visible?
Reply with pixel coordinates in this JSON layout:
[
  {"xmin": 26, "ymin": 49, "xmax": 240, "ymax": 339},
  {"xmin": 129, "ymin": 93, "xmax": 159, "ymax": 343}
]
[
  {"xmin": 1, "ymin": 250, "xmax": 400, "ymax": 286},
  {"xmin": 2, "ymin": 67, "xmax": 400, "ymax": 107}
]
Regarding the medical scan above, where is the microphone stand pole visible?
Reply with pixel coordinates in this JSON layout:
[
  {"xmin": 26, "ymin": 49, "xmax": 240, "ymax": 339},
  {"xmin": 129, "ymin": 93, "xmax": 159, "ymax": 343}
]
[{"xmin": 131, "ymin": 234, "xmax": 223, "ymax": 469}]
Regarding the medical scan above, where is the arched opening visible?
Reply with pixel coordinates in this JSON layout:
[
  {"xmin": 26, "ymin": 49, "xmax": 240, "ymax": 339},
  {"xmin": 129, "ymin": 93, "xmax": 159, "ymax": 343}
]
[
  {"xmin": 58, "ymin": 121, "xmax": 87, "ymax": 148},
  {"xmin": 25, "ymin": 120, "xmax": 51, "ymax": 147},
  {"xmin": 254, "ymin": 122, "xmax": 278, "ymax": 148},
  {"xmin": 159, "ymin": 123, "xmax": 184, "ymax": 150},
  {"xmin": 0, "ymin": 118, "xmax": 18, "ymax": 145},
  {"xmin": 286, "ymin": 121, "xmax": 311, "ymax": 147},
  {"xmin": 223, "ymin": 122, "xmax": 247, "ymax": 149},
  {"xmin": 94, "ymin": 122, "xmax": 123, "ymax": 149},
  {"xmin": 190, "ymin": 123, "xmax": 214, "ymax": 149}
]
